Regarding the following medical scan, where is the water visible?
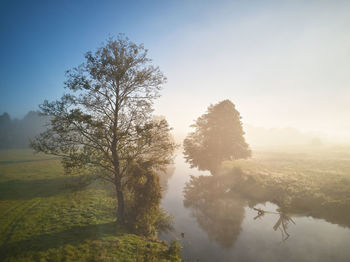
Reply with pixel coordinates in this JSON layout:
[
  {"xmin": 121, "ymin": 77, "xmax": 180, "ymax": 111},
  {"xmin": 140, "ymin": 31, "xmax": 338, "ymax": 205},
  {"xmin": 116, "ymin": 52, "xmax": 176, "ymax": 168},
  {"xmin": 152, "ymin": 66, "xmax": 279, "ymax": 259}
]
[{"xmin": 160, "ymin": 155, "xmax": 350, "ymax": 262}]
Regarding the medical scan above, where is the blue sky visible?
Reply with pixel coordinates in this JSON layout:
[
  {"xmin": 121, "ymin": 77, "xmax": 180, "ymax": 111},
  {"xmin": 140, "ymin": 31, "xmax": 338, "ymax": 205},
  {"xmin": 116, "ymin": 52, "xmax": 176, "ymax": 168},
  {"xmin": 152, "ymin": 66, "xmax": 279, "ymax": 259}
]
[
  {"xmin": 1, "ymin": 0, "xmax": 350, "ymax": 140},
  {"xmin": 0, "ymin": 0, "xmax": 183, "ymax": 116}
]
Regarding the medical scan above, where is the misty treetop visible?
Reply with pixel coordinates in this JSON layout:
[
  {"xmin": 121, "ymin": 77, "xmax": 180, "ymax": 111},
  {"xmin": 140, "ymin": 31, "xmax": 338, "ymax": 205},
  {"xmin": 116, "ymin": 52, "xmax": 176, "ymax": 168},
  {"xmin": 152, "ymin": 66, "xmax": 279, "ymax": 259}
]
[
  {"xmin": 183, "ymin": 100, "xmax": 251, "ymax": 175},
  {"xmin": 31, "ymin": 35, "xmax": 176, "ymax": 230}
]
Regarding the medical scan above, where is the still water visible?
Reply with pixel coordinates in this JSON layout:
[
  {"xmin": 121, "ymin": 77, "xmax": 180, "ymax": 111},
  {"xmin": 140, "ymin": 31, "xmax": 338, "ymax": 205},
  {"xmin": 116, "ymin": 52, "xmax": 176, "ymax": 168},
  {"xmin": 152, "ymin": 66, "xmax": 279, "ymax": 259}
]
[{"xmin": 160, "ymin": 155, "xmax": 350, "ymax": 262}]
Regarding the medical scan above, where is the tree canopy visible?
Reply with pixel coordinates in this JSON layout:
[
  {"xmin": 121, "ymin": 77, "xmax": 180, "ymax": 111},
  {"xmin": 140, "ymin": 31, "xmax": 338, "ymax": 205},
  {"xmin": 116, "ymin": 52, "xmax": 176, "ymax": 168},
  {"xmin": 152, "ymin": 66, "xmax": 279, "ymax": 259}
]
[
  {"xmin": 183, "ymin": 100, "xmax": 250, "ymax": 174},
  {"xmin": 31, "ymin": 35, "xmax": 176, "ymax": 229}
]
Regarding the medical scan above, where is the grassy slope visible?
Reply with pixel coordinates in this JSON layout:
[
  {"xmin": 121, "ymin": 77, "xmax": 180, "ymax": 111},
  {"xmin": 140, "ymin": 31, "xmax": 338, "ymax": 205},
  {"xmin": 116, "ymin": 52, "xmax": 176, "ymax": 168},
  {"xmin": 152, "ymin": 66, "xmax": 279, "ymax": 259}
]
[
  {"xmin": 0, "ymin": 150, "xmax": 180, "ymax": 262},
  {"xmin": 222, "ymin": 147, "xmax": 350, "ymax": 227}
]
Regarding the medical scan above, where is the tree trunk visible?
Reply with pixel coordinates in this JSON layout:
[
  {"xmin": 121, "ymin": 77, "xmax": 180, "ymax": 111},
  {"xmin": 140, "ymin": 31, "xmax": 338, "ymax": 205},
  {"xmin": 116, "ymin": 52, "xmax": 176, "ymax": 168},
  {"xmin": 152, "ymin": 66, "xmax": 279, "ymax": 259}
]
[{"xmin": 116, "ymin": 188, "xmax": 125, "ymax": 224}]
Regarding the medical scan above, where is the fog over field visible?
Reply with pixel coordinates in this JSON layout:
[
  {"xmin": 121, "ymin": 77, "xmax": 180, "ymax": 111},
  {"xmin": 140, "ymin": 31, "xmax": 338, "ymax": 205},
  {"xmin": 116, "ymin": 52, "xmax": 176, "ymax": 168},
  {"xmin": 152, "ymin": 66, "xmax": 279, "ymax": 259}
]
[
  {"xmin": 1, "ymin": 1, "xmax": 350, "ymax": 261},
  {"xmin": 2, "ymin": 1, "xmax": 350, "ymax": 144},
  {"xmin": 1, "ymin": 111, "xmax": 344, "ymax": 150}
]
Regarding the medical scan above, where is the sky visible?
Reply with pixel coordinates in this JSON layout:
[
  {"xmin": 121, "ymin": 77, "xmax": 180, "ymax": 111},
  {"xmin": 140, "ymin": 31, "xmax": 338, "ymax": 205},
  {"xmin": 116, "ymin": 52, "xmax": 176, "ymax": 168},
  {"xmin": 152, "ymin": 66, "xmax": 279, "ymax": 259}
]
[{"xmin": 1, "ymin": 0, "xmax": 350, "ymax": 142}]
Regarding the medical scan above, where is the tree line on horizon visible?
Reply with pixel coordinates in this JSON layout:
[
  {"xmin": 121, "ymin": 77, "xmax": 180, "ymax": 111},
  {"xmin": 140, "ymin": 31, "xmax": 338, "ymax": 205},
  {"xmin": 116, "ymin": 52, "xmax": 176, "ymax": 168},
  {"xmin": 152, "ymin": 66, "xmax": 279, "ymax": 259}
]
[{"xmin": 0, "ymin": 111, "xmax": 48, "ymax": 149}]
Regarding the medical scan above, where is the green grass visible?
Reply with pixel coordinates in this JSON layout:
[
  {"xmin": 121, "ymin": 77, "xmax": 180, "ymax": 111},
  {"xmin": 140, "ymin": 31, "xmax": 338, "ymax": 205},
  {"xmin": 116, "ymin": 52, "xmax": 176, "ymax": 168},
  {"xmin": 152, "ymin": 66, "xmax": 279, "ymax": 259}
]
[
  {"xmin": 0, "ymin": 149, "xmax": 181, "ymax": 261},
  {"xmin": 221, "ymin": 147, "xmax": 350, "ymax": 227}
]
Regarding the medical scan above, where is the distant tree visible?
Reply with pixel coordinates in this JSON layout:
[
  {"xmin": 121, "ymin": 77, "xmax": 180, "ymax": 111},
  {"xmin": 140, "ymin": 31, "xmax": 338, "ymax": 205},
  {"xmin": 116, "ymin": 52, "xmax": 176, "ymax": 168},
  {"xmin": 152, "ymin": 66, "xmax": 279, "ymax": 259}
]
[
  {"xmin": 183, "ymin": 100, "xmax": 250, "ymax": 174},
  {"xmin": 31, "ymin": 35, "xmax": 176, "ymax": 227},
  {"xmin": 0, "ymin": 112, "xmax": 11, "ymax": 148},
  {"xmin": 0, "ymin": 111, "xmax": 48, "ymax": 149}
]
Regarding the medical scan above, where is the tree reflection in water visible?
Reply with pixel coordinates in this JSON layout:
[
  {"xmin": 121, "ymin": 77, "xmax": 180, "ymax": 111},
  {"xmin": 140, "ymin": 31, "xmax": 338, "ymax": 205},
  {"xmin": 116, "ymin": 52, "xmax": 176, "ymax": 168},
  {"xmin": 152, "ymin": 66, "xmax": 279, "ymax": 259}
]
[
  {"xmin": 183, "ymin": 175, "xmax": 245, "ymax": 248},
  {"xmin": 159, "ymin": 164, "xmax": 176, "ymax": 196},
  {"xmin": 253, "ymin": 207, "xmax": 295, "ymax": 242},
  {"xmin": 182, "ymin": 165, "xmax": 350, "ymax": 250},
  {"xmin": 183, "ymin": 173, "xmax": 299, "ymax": 248}
]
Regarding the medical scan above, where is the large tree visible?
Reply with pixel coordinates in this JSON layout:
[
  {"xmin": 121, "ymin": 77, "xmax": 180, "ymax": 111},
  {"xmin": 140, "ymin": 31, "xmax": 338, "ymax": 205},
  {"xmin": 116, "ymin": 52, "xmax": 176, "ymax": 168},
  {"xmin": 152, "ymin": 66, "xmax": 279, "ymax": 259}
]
[
  {"xmin": 31, "ymin": 35, "xmax": 176, "ymax": 225},
  {"xmin": 183, "ymin": 100, "xmax": 250, "ymax": 174}
]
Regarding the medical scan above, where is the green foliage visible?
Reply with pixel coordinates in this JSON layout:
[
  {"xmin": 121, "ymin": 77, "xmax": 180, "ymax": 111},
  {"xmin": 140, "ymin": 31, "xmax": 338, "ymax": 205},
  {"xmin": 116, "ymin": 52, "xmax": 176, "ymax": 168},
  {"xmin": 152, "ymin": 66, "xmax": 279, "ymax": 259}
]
[
  {"xmin": 30, "ymin": 35, "xmax": 176, "ymax": 224},
  {"xmin": 166, "ymin": 240, "xmax": 183, "ymax": 261},
  {"xmin": 154, "ymin": 208, "xmax": 174, "ymax": 235},
  {"xmin": 184, "ymin": 100, "xmax": 250, "ymax": 175},
  {"xmin": 124, "ymin": 160, "xmax": 173, "ymax": 237}
]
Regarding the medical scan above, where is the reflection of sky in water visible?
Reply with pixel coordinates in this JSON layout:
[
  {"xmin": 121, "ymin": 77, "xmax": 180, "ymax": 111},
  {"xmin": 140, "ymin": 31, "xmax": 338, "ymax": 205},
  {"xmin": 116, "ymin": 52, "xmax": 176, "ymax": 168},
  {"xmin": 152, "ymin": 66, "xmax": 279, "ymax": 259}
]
[{"xmin": 160, "ymin": 155, "xmax": 350, "ymax": 262}]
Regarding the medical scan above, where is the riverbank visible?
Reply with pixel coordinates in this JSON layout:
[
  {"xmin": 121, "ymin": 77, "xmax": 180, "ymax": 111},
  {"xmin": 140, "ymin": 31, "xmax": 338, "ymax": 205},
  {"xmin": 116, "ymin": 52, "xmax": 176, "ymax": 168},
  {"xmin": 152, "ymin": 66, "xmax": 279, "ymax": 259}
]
[
  {"xmin": 220, "ymin": 147, "xmax": 350, "ymax": 227},
  {"xmin": 0, "ymin": 150, "xmax": 182, "ymax": 261}
]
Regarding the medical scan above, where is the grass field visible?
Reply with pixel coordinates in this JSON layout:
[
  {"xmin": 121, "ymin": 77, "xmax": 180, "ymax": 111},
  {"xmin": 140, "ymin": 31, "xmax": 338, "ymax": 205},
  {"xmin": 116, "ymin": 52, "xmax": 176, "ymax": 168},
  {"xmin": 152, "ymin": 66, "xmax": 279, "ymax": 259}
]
[
  {"xmin": 222, "ymin": 146, "xmax": 350, "ymax": 227},
  {"xmin": 0, "ymin": 150, "xmax": 181, "ymax": 262},
  {"xmin": 3, "ymin": 147, "xmax": 350, "ymax": 260}
]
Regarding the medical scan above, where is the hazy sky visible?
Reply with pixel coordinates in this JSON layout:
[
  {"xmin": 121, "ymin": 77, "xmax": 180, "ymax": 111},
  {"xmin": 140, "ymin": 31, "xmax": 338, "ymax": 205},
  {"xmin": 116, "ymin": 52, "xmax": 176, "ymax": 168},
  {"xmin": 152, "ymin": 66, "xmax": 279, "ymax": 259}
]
[{"xmin": 1, "ymin": 0, "xmax": 349, "ymax": 141}]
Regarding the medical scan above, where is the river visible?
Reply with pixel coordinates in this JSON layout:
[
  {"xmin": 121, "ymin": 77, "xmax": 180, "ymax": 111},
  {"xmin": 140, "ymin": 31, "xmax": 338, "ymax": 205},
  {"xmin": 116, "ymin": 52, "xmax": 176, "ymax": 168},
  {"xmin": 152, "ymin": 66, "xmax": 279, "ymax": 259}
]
[{"xmin": 160, "ymin": 154, "xmax": 350, "ymax": 262}]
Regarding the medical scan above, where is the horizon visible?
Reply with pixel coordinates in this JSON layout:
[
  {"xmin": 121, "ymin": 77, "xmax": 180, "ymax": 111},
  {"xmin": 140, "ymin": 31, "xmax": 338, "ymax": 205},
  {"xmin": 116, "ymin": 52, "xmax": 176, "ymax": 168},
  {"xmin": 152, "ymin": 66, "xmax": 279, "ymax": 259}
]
[
  {"xmin": 1, "ymin": 110, "xmax": 348, "ymax": 147},
  {"xmin": 1, "ymin": 0, "xmax": 350, "ymax": 142}
]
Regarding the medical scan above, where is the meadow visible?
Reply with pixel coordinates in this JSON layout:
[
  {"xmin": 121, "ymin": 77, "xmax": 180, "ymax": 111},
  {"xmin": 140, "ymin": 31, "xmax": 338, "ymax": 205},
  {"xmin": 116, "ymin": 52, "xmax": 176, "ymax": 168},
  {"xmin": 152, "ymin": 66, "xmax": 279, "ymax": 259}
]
[
  {"xmin": 222, "ymin": 146, "xmax": 350, "ymax": 227},
  {"xmin": 2, "ymin": 147, "xmax": 350, "ymax": 261},
  {"xmin": 0, "ymin": 150, "xmax": 181, "ymax": 262},
  {"xmin": 181, "ymin": 145, "xmax": 350, "ymax": 251}
]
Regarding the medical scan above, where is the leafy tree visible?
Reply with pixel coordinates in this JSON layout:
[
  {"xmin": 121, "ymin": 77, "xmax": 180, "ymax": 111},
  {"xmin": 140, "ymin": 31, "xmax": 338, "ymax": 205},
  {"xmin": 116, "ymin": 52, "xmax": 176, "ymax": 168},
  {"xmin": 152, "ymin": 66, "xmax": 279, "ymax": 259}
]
[
  {"xmin": 183, "ymin": 100, "xmax": 250, "ymax": 174},
  {"xmin": 31, "ymin": 35, "xmax": 176, "ymax": 226},
  {"xmin": 124, "ymin": 160, "xmax": 173, "ymax": 237}
]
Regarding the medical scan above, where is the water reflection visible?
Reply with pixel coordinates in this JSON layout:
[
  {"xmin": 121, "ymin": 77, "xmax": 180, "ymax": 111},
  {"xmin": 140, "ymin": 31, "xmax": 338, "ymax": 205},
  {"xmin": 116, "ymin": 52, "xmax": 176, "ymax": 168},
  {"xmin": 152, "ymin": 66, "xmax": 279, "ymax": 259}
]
[
  {"xmin": 159, "ymin": 164, "xmax": 175, "ymax": 196},
  {"xmin": 253, "ymin": 207, "xmax": 295, "ymax": 242},
  {"xmin": 184, "ymin": 175, "xmax": 245, "ymax": 248},
  {"xmin": 183, "ymin": 169, "xmax": 349, "ymax": 248},
  {"xmin": 160, "ymin": 156, "xmax": 350, "ymax": 262}
]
